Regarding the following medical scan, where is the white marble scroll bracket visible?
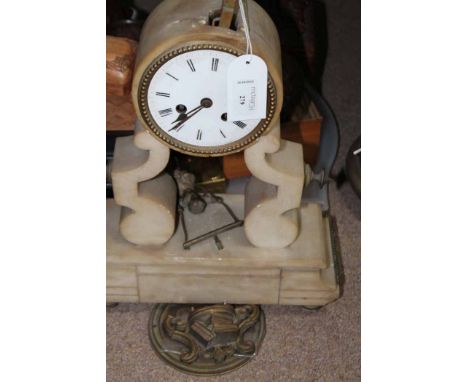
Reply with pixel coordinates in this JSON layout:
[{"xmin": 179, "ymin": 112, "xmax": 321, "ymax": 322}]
[
  {"xmin": 244, "ymin": 122, "xmax": 305, "ymax": 248},
  {"xmin": 111, "ymin": 122, "xmax": 177, "ymax": 246}
]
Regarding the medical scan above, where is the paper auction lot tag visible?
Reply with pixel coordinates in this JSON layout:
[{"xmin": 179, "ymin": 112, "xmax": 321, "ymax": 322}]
[{"xmin": 227, "ymin": 55, "xmax": 268, "ymax": 121}]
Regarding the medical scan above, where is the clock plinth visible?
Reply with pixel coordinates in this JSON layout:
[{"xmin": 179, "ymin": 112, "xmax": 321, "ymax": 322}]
[
  {"xmin": 107, "ymin": 195, "xmax": 339, "ymax": 306},
  {"xmin": 108, "ymin": 123, "xmax": 338, "ymax": 307}
]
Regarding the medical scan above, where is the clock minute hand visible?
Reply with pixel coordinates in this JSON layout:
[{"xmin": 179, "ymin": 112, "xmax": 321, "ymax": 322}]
[
  {"xmin": 169, "ymin": 105, "xmax": 205, "ymax": 132},
  {"xmin": 171, "ymin": 104, "xmax": 204, "ymax": 124}
]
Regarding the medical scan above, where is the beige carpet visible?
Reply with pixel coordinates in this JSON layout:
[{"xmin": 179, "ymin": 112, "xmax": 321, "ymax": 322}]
[{"xmin": 107, "ymin": 0, "xmax": 361, "ymax": 380}]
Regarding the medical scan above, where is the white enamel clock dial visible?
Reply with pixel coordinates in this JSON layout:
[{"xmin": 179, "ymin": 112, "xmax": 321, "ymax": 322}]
[{"xmin": 138, "ymin": 47, "xmax": 275, "ymax": 156}]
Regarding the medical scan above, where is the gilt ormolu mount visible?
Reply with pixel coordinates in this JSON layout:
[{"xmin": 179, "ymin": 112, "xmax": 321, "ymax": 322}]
[{"xmin": 149, "ymin": 303, "xmax": 265, "ymax": 375}]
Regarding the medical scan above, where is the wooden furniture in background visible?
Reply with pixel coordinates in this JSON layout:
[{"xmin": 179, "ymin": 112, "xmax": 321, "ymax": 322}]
[
  {"xmin": 106, "ymin": 36, "xmax": 137, "ymax": 132},
  {"xmin": 223, "ymin": 118, "xmax": 322, "ymax": 179},
  {"xmin": 106, "ymin": 36, "xmax": 137, "ymax": 96}
]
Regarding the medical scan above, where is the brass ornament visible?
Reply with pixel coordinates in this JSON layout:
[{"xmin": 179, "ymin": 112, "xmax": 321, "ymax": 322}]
[
  {"xmin": 149, "ymin": 303, "xmax": 266, "ymax": 376},
  {"xmin": 137, "ymin": 43, "xmax": 277, "ymax": 157}
]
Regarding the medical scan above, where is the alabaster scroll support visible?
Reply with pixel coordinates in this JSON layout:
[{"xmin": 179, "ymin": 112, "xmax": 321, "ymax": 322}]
[
  {"xmin": 111, "ymin": 121, "xmax": 176, "ymax": 245},
  {"xmin": 243, "ymin": 122, "xmax": 305, "ymax": 248}
]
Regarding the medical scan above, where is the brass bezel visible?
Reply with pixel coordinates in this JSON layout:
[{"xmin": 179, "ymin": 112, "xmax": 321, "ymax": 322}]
[{"xmin": 137, "ymin": 43, "xmax": 277, "ymax": 157}]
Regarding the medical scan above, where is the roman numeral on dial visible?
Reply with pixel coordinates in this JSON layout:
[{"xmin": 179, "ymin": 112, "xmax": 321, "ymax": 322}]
[
  {"xmin": 187, "ymin": 59, "xmax": 196, "ymax": 72},
  {"xmin": 220, "ymin": 129, "xmax": 226, "ymax": 138},
  {"xmin": 166, "ymin": 72, "xmax": 179, "ymax": 81},
  {"xmin": 156, "ymin": 92, "xmax": 170, "ymax": 97},
  {"xmin": 211, "ymin": 58, "xmax": 219, "ymax": 72},
  {"xmin": 196, "ymin": 129, "xmax": 202, "ymax": 140},
  {"xmin": 158, "ymin": 108, "xmax": 173, "ymax": 117},
  {"xmin": 233, "ymin": 121, "xmax": 247, "ymax": 128}
]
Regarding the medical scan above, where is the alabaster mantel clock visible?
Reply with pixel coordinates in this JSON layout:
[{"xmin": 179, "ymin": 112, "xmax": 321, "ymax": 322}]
[{"xmin": 108, "ymin": 0, "xmax": 339, "ymax": 324}]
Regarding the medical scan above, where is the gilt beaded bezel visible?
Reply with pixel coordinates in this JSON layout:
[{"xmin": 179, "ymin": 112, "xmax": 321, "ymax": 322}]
[{"xmin": 137, "ymin": 43, "xmax": 277, "ymax": 157}]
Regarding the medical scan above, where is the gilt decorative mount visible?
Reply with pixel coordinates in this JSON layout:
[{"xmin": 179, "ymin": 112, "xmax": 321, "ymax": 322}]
[{"xmin": 149, "ymin": 303, "xmax": 265, "ymax": 375}]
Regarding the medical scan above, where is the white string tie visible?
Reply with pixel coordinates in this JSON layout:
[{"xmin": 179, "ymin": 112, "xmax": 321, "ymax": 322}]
[{"xmin": 238, "ymin": 0, "xmax": 253, "ymax": 63}]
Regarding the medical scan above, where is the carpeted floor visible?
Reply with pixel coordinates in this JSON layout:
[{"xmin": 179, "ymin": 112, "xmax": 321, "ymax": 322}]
[{"xmin": 107, "ymin": 0, "xmax": 361, "ymax": 380}]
